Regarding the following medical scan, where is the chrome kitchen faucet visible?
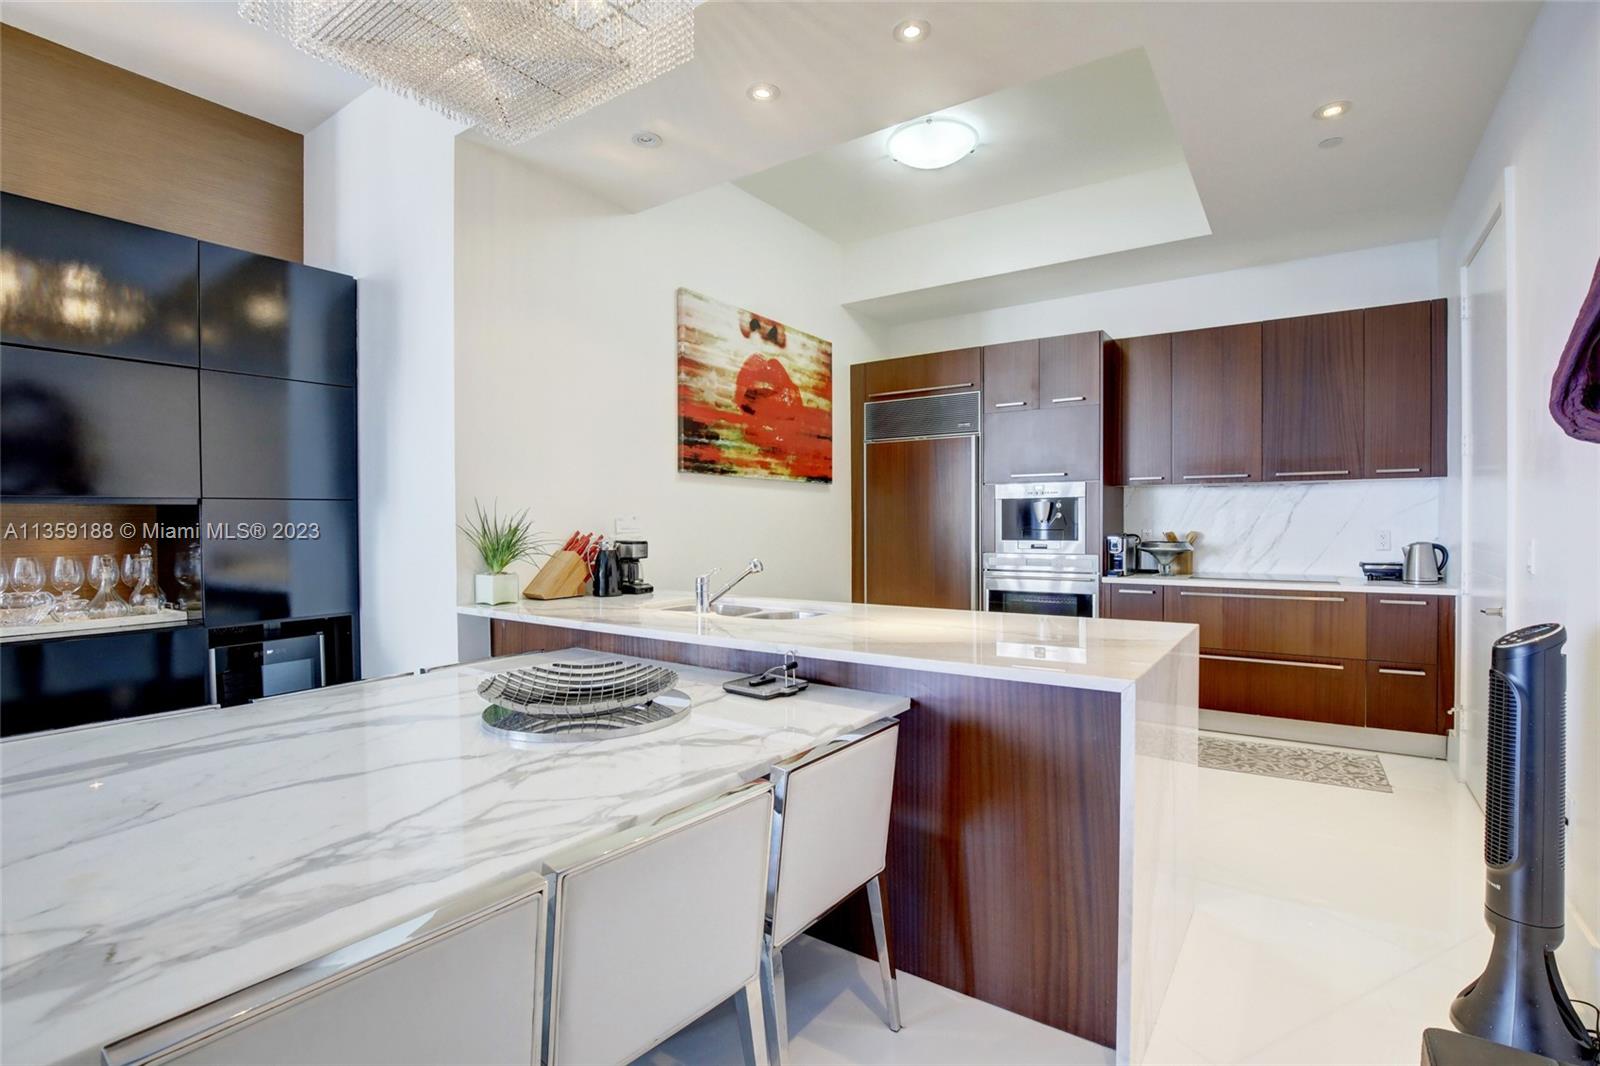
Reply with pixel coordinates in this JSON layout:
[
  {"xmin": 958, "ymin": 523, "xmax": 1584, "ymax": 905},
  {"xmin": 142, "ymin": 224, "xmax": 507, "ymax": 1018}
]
[{"xmin": 695, "ymin": 558, "xmax": 764, "ymax": 613}]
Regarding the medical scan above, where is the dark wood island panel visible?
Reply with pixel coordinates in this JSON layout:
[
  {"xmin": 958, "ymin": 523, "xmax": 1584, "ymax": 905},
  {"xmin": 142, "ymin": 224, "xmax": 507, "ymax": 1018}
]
[{"xmin": 491, "ymin": 619, "xmax": 1126, "ymax": 1047}]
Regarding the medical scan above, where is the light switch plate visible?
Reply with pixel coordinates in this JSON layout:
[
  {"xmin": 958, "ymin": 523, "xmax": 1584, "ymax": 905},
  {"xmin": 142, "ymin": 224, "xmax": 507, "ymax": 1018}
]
[{"xmin": 615, "ymin": 515, "xmax": 643, "ymax": 536}]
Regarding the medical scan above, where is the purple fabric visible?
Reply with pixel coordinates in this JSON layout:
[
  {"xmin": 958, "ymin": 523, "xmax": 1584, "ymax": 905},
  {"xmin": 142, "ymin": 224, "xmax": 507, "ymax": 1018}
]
[{"xmin": 1549, "ymin": 257, "xmax": 1600, "ymax": 443}]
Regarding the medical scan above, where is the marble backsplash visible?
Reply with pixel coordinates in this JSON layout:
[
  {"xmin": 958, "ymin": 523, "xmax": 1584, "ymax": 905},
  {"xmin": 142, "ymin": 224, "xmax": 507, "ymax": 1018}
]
[{"xmin": 1122, "ymin": 480, "xmax": 1445, "ymax": 577}]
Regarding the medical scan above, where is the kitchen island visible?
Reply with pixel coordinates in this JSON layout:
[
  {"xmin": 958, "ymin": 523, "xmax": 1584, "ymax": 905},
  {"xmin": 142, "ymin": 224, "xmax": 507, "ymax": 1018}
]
[
  {"xmin": 460, "ymin": 593, "xmax": 1200, "ymax": 1064},
  {"xmin": 0, "ymin": 651, "xmax": 905, "ymax": 1066}
]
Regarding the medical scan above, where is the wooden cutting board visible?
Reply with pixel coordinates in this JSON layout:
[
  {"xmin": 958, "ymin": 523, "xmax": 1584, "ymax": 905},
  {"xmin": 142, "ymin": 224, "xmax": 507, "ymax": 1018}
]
[{"xmin": 523, "ymin": 551, "xmax": 588, "ymax": 600}]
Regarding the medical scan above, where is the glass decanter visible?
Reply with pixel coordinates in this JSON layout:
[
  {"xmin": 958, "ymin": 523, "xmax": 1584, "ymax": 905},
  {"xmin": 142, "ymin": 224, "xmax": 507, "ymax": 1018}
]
[{"xmin": 87, "ymin": 554, "xmax": 131, "ymax": 618}]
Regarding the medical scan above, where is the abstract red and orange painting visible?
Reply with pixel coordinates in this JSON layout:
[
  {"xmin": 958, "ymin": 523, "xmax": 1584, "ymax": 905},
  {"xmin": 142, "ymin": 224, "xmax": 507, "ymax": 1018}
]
[{"xmin": 677, "ymin": 288, "xmax": 832, "ymax": 483}]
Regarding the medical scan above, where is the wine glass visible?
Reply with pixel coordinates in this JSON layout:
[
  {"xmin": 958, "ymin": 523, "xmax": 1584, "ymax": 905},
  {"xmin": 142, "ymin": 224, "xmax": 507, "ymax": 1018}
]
[
  {"xmin": 51, "ymin": 556, "xmax": 86, "ymax": 605},
  {"xmin": 120, "ymin": 552, "xmax": 140, "ymax": 592},
  {"xmin": 11, "ymin": 557, "xmax": 45, "ymax": 595},
  {"xmin": 172, "ymin": 544, "xmax": 201, "ymax": 611}
]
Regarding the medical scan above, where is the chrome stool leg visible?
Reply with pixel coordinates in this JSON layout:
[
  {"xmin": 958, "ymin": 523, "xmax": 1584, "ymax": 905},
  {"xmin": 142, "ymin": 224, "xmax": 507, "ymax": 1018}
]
[
  {"xmin": 734, "ymin": 974, "xmax": 770, "ymax": 1066},
  {"xmin": 759, "ymin": 937, "xmax": 790, "ymax": 1065},
  {"xmin": 867, "ymin": 875, "xmax": 903, "ymax": 1031}
]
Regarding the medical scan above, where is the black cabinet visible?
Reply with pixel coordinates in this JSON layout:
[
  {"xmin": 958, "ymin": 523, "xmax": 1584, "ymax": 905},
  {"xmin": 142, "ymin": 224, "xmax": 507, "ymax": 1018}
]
[
  {"xmin": 200, "ymin": 372, "xmax": 356, "ymax": 499},
  {"xmin": 0, "ymin": 193, "xmax": 199, "ymax": 367},
  {"xmin": 200, "ymin": 244, "xmax": 356, "ymax": 386},
  {"xmin": 1, "ymin": 345, "xmax": 200, "ymax": 497},
  {"xmin": 0, "ymin": 626, "xmax": 208, "ymax": 736},
  {"xmin": 201, "ymin": 499, "xmax": 358, "ymax": 626}
]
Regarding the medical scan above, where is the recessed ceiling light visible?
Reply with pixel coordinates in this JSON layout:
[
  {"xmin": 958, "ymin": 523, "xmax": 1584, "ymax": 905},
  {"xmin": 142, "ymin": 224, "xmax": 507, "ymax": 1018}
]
[
  {"xmin": 632, "ymin": 130, "xmax": 662, "ymax": 148},
  {"xmin": 1318, "ymin": 136, "xmax": 1345, "ymax": 149},
  {"xmin": 893, "ymin": 19, "xmax": 930, "ymax": 43},
  {"xmin": 888, "ymin": 117, "xmax": 978, "ymax": 170},
  {"xmin": 1314, "ymin": 100, "xmax": 1351, "ymax": 120},
  {"xmin": 747, "ymin": 82, "xmax": 780, "ymax": 102}
]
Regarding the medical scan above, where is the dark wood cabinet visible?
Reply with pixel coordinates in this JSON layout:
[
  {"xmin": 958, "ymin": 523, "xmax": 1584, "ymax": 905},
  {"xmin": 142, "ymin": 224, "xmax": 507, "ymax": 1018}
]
[
  {"xmin": 1366, "ymin": 662, "xmax": 1441, "ymax": 733},
  {"xmin": 1262, "ymin": 311, "xmax": 1363, "ymax": 481},
  {"xmin": 1363, "ymin": 301, "xmax": 1443, "ymax": 478},
  {"xmin": 983, "ymin": 405, "xmax": 1101, "ymax": 483},
  {"xmin": 1200, "ymin": 653, "xmax": 1366, "ymax": 727},
  {"xmin": 1366, "ymin": 594, "xmax": 1439, "ymax": 665},
  {"xmin": 200, "ymin": 245, "xmax": 357, "ymax": 386},
  {"xmin": 1106, "ymin": 334, "xmax": 1172, "ymax": 486},
  {"xmin": 861, "ymin": 348, "xmax": 980, "ymax": 401},
  {"xmin": 862, "ymin": 435, "xmax": 976, "ymax": 609},
  {"xmin": 1039, "ymin": 333, "xmax": 1102, "ymax": 407},
  {"xmin": 1164, "ymin": 585, "xmax": 1366, "ymax": 659},
  {"xmin": 1102, "ymin": 583, "xmax": 1164, "ymax": 621},
  {"xmin": 200, "ymin": 371, "xmax": 357, "ymax": 499},
  {"xmin": 981, "ymin": 339, "xmax": 1039, "ymax": 413},
  {"xmin": 1, "ymin": 345, "xmax": 200, "ymax": 498},
  {"xmin": 0, "ymin": 193, "xmax": 199, "ymax": 367},
  {"xmin": 201, "ymin": 498, "xmax": 359, "ymax": 625},
  {"xmin": 1170, "ymin": 324, "xmax": 1262, "ymax": 483}
]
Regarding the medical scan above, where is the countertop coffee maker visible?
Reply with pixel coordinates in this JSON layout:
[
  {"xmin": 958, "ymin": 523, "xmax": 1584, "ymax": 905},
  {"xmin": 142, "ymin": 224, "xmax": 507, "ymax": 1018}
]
[
  {"xmin": 1105, "ymin": 533, "xmax": 1143, "ymax": 576},
  {"xmin": 616, "ymin": 540, "xmax": 652, "ymax": 595}
]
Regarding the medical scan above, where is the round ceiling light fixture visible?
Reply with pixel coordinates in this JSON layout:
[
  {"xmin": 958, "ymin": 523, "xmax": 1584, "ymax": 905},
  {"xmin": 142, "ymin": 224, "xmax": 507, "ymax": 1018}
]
[
  {"xmin": 1313, "ymin": 100, "xmax": 1351, "ymax": 120},
  {"xmin": 747, "ymin": 82, "xmax": 780, "ymax": 102},
  {"xmin": 893, "ymin": 18, "xmax": 930, "ymax": 43},
  {"xmin": 1318, "ymin": 136, "xmax": 1345, "ymax": 149},
  {"xmin": 888, "ymin": 117, "xmax": 978, "ymax": 170},
  {"xmin": 631, "ymin": 130, "xmax": 663, "ymax": 148}
]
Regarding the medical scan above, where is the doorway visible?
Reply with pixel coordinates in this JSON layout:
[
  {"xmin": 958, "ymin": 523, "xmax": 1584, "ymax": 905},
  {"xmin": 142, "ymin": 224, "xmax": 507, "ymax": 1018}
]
[{"xmin": 1458, "ymin": 190, "xmax": 1513, "ymax": 807}]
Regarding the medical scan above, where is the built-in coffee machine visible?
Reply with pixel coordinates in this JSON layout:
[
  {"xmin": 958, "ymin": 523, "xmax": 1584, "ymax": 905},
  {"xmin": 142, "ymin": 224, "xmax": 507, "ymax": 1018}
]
[{"xmin": 615, "ymin": 540, "xmax": 652, "ymax": 595}]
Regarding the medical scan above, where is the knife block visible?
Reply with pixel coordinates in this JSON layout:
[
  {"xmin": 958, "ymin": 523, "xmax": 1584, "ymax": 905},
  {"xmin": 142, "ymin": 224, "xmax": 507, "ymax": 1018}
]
[{"xmin": 523, "ymin": 551, "xmax": 589, "ymax": 600}]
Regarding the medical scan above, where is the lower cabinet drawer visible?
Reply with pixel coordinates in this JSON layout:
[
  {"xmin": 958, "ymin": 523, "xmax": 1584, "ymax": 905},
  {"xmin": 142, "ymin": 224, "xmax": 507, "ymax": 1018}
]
[
  {"xmin": 1104, "ymin": 584, "xmax": 1164, "ymax": 621},
  {"xmin": 1366, "ymin": 662, "xmax": 1442, "ymax": 734},
  {"xmin": 1199, "ymin": 653, "xmax": 1365, "ymax": 726},
  {"xmin": 1165, "ymin": 586, "xmax": 1366, "ymax": 659}
]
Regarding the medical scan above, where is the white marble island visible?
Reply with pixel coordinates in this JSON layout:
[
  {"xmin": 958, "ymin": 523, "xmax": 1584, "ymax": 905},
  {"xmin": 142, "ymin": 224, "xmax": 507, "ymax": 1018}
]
[
  {"xmin": 0, "ymin": 650, "xmax": 905, "ymax": 1066},
  {"xmin": 461, "ymin": 593, "xmax": 1200, "ymax": 1064}
]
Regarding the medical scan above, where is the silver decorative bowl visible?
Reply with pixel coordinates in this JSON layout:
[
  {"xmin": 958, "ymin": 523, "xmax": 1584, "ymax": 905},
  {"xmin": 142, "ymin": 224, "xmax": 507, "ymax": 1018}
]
[{"xmin": 1140, "ymin": 542, "xmax": 1194, "ymax": 577}]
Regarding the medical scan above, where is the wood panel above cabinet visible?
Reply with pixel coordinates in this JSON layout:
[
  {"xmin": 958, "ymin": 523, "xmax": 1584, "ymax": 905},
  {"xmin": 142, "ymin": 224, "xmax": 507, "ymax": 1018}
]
[
  {"xmin": 1040, "ymin": 333, "xmax": 1103, "ymax": 408},
  {"xmin": 982, "ymin": 339, "xmax": 1039, "ymax": 413},
  {"xmin": 1170, "ymin": 323, "xmax": 1262, "ymax": 483},
  {"xmin": 1363, "ymin": 300, "xmax": 1447, "ymax": 478},
  {"xmin": 861, "ymin": 347, "xmax": 980, "ymax": 401},
  {"xmin": 984, "ymin": 405, "xmax": 1101, "ymax": 483},
  {"xmin": 1261, "ymin": 310, "xmax": 1364, "ymax": 481}
]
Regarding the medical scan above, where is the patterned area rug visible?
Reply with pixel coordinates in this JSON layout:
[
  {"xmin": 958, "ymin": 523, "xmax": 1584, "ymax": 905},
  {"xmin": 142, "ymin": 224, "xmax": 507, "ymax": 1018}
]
[{"xmin": 1199, "ymin": 735, "xmax": 1393, "ymax": 793}]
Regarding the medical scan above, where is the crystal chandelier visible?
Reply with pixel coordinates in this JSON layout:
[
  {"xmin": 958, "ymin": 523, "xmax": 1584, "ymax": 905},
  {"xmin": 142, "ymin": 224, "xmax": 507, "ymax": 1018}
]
[{"xmin": 240, "ymin": 1, "xmax": 699, "ymax": 143}]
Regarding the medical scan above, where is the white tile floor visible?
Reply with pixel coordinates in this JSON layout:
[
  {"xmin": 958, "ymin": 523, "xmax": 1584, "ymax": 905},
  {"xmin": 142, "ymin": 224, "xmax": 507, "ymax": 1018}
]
[{"xmin": 646, "ymin": 735, "xmax": 1491, "ymax": 1066}]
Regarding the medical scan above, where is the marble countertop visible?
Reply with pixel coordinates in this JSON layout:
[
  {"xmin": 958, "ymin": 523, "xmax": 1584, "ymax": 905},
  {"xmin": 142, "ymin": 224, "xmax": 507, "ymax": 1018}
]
[
  {"xmin": 460, "ymin": 591, "xmax": 1197, "ymax": 693},
  {"xmin": 1101, "ymin": 573, "xmax": 1460, "ymax": 596},
  {"xmin": 0, "ymin": 650, "xmax": 905, "ymax": 1066}
]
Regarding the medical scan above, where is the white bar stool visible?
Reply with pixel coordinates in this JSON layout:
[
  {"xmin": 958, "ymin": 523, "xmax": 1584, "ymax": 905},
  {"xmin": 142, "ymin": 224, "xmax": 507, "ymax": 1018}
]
[
  {"xmin": 540, "ymin": 781, "xmax": 774, "ymax": 1066},
  {"xmin": 102, "ymin": 879, "xmax": 547, "ymax": 1066},
  {"xmin": 761, "ymin": 718, "xmax": 903, "ymax": 1064}
]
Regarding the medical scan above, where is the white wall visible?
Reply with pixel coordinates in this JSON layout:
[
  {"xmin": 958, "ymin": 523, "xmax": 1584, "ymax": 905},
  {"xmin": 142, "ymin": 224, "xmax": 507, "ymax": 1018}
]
[
  {"xmin": 453, "ymin": 142, "xmax": 885, "ymax": 603},
  {"xmin": 885, "ymin": 239, "xmax": 1440, "ymax": 355},
  {"xmin": 1436, "ymin": 0, "xmax": 1600, "ymax": 1001},
  {"xmin": 304, "ymin": 89, "xmax": 463, "ymax": 677}
]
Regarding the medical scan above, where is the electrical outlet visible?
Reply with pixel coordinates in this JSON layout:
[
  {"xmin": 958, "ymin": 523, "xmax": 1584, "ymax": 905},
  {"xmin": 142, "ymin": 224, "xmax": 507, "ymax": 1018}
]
[
  {"xmin": 1376, "ymin": 529, "xmax": 1392, "ymax": 552},
  {"xmin": 615, "ymin": 515, "xmax": 643, "ymax": 537}
]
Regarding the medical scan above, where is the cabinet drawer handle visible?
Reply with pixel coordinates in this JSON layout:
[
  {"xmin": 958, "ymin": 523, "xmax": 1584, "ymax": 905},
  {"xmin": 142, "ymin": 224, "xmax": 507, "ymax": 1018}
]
[
  {"xmin": 1378, "ymin": 599, "xmax": 1428, "ymax": 606},
  {"xmin": 1182, "ymin": 473, "xmax": 1249, "ymax": 480},
  {"xmin": 993, "ymin": 400, "xmax": 1027, "ymax": 409},
  {"xmin": 867, "ymin": 382, "xmax": 974, "ymax": 399},
  {"xmin": 1378, "ymin": 667, "xmax": 1428, "ymax": 677},
  {"xmin": 1200, "ymin": 653, "xmax": 1344, "ymax": 671},
  {"xmin": 1009, "ymin": 471, "xmax": 1068, "ymax": 478},
  {"xmin": 1117, "ymin": 588, "xmax": 1157, "ymax": 595},
  {"xmin": 1273, "ymin": 469, "xmax": 1349, "ymax": 478},
  {"xmin": 1050, "ymin": 395, "xmax": 1087, "ymax": 404},
  {"xmin": 1375, "ymin": 467, "xmax": 1422, "ymax": 474},
  {"xmin": 1128, "ymin": 475, "xmax": 1166, "ymax": 482},
  {"xmin": 1179, "ymin": 590, "xmax": 1346, "ymax": 603}
]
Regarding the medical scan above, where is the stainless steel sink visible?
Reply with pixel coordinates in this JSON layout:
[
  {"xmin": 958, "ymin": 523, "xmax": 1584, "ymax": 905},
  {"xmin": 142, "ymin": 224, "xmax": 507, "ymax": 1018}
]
[{"xmin": 661, "ymin": 604, "xmax": 826, "ymax": 620}]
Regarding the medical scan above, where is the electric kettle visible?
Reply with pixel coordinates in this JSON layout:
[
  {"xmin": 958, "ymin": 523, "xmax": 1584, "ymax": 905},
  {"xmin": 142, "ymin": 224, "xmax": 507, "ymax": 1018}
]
[{"xmin": 1403, "ymin": 541, "xmax": 1449, "ymax": 584}]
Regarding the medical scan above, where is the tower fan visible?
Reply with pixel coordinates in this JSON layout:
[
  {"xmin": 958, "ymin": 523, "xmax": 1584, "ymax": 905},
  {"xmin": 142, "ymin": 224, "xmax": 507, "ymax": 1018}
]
[{"xmin": 1451, "ymin": 622, "xmax": 1598, "ymax": 1063}]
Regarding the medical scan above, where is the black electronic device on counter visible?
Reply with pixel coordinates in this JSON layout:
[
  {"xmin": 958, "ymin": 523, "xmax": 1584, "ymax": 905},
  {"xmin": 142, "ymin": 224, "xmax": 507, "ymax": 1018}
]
[
  {"xmin": 1360, "ymin": 562, "xmax": 1405, "ymax": 582},
  {"xmin": 616, "ymin": 540, "xmax": 652, "ymax": 594},
  {"xmin": 724, "ymin": 652, "xmax": 810, "ymax": 700},
  {"xmin": 591, "ymin": 541, "xmax": 621, "ymax": 597}
]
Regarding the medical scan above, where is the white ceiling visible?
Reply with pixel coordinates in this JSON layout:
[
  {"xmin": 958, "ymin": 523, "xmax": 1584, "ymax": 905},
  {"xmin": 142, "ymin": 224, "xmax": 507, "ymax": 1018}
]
[
  {"xmin": 734, "ymin": 49, "xmax": 1188, "ymax": 243},
  {"xmin": 0, "ymin": 0, "xmax": 369, "ymax": 132},
  {"xmin": 1, "ymin": 1, "xmax": 1539, "ymax": 322}
]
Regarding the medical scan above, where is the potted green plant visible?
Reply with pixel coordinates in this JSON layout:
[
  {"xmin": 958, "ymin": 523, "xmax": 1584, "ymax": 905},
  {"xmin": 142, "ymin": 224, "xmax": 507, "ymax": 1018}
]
[{"xmin": 460, "ymin": 501, "xmax": 550, "ymax": 605}]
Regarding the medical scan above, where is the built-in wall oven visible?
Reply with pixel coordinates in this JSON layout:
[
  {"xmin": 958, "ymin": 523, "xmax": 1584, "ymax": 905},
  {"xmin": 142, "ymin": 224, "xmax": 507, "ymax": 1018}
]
[
  {"xmin": 982, "ymin": 553, "xmax": 1099, "ymax": 616},
  {"xmin": 994, "ymin": 480, "xmax": 1088, "ymax": 556}
]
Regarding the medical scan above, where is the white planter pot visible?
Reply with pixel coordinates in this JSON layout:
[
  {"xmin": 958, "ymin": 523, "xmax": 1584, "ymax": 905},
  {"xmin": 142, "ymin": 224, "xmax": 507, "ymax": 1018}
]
[{"xmin": 475, "ymin": 572, "xmax": 520, "ymax": 605}]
